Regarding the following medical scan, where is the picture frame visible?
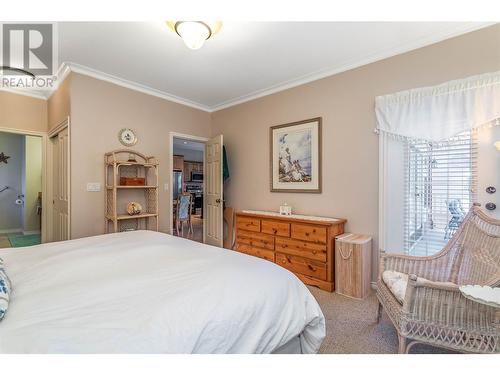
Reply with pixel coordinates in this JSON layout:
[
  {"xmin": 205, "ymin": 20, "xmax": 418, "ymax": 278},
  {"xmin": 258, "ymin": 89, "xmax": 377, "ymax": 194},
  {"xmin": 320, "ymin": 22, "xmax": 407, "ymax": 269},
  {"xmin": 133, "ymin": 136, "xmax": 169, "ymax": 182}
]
[{"xmin": 270, "ymin": 117, "xmax": 322, "ymax": 193}]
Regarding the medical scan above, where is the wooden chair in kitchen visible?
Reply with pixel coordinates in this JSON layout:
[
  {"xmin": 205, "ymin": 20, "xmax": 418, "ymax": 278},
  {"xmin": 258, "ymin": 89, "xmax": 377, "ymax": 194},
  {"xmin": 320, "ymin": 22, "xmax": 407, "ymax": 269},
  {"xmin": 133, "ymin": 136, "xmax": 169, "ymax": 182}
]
[{"xmin": 175, "ymin": 193, "xmax": 193, "ymax": 236}]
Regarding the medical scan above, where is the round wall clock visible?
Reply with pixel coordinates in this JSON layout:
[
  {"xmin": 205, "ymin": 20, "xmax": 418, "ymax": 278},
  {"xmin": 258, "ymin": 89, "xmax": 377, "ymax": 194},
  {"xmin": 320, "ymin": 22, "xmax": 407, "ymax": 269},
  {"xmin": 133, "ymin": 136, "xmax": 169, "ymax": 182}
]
[{"xmin": 118, "ymin": 128, "xmax": 137, "ymax": 147}]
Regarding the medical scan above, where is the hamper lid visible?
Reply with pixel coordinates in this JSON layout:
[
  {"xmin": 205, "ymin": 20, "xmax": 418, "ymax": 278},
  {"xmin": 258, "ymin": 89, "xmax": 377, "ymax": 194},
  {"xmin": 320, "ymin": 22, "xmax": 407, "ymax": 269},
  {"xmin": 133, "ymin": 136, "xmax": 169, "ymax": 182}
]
[{"xmin": 336, "ymin": 233, "xmax": 372, "ymax": 244}]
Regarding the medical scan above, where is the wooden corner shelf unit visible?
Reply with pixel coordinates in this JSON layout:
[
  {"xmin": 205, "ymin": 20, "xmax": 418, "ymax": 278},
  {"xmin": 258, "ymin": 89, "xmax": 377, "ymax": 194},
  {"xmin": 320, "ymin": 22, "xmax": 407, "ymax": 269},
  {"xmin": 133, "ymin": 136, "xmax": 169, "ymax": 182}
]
[
  {"xmin": 105, "ymin": 150, "xmax": 159, "ymax": 233},
  {"xmin": 235, "ymin": 210, "xmax": 346, "ymax": 292}
]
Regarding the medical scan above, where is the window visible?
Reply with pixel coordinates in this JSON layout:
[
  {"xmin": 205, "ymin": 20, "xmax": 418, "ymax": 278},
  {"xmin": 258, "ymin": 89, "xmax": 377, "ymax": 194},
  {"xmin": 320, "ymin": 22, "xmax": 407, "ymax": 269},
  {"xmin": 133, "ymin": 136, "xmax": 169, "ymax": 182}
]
[{"xmin": 403, "ymin": 131, "xmax": 477, "ymax": 256}]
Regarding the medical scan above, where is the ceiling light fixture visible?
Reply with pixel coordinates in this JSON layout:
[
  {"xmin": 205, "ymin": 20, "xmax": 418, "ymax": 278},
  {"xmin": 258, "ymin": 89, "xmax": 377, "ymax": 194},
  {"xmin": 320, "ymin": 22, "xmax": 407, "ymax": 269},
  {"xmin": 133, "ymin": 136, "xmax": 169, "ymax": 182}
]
[{"xmin": 167, "ymin": 21, "xmax": 222, "ymax": 50}]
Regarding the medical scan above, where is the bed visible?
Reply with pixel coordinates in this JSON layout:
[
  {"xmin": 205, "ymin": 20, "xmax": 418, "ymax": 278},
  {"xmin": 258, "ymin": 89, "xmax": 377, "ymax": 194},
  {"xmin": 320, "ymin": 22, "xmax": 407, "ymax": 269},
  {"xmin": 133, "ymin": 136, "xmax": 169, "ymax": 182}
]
[{"xmin": 0, "ymin": 230, "xmax": 325, "ymax": 353}]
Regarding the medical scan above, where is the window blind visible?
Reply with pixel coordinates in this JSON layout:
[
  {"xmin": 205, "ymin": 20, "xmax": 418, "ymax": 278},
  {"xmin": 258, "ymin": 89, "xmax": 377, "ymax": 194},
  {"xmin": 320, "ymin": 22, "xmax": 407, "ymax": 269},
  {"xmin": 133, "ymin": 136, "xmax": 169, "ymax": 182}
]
[{"xmin": 403, "ymin": 131, "xmax": 478, "ymax": 256}]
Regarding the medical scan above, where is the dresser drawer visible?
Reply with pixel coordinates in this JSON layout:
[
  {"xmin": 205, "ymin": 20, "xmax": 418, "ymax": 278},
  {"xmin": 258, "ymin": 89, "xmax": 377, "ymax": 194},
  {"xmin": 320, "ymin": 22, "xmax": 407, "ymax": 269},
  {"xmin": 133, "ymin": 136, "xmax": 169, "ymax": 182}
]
[
  {"xmin": 276, "ymin": 252, "xmax": 327, "ymax": 280},
  {"xmin": 237, "ymin": 244, "xmax": 275, "ymax": 262},
  {"xmin": 237, "ymin": 216, "xmax": 261, "ymax": 232},
  {"xmin": 275, "ymin": 237, "xmax": 327, "ymax": 262},
  {"xmin": 236, "ymin": 230, "xmax": 274, "ymax": 250},
  {"xmin": 261, "ymin": 219, "xmax": 290, "ymax": 237},
  {"xmin": 291, "ymin": 223, "xmax": 327, "ymax": 244}
]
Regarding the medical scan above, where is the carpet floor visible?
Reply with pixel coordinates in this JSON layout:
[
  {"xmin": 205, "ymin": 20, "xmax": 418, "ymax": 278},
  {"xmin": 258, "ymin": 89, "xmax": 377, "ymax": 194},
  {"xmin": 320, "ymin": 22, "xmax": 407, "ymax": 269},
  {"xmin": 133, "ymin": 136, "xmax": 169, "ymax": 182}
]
[{"xmin": 308, "ymin": 287, "xmax": 454, "ymax": 354}]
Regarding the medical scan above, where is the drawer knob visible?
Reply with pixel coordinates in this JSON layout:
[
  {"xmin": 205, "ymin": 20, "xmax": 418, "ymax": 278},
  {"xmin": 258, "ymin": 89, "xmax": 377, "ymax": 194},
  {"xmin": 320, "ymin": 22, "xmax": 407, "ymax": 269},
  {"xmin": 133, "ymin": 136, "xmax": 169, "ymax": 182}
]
[
  {"xmin": 305, "ymin": 232, "xmax": 310, "ymax": 236},
  {"xmin": 273, "ymin": 229, "xmax": 277, "ymax": 233},
  {"xmin": 308, "ymin": 265, "xmax": 316, "ymax": 271}
]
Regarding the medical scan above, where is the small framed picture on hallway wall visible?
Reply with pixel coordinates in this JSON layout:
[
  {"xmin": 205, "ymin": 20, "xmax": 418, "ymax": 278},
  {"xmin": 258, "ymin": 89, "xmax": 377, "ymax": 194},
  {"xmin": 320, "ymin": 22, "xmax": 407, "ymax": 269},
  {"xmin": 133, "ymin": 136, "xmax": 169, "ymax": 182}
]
[{"xmin": 270, "ymin": 117, "xmax": 322, "ymax": 193}]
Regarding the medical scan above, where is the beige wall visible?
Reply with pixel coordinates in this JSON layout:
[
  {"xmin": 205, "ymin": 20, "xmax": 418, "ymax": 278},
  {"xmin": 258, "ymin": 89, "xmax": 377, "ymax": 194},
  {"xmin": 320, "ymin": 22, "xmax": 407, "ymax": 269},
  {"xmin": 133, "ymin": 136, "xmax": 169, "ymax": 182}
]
[
  {"xmin": 0, "ymin": 92, "xmax": 47, "ymax": 132},
  {"xmin": 47, "ymin": 75, "xmax": 71, "ymax": 130},
  {"xmin": 69, "ymin": 73, "xmax": 211, "ymax": 239},
  {"xmin": 211, "ymin": 24, "xmax": 500, "ymax": 281}
]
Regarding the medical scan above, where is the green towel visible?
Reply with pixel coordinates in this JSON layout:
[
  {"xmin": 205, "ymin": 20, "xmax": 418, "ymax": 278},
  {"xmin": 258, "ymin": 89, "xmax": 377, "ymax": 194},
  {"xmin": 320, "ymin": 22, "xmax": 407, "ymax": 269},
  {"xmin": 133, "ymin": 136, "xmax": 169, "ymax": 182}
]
[{"xmin": 223, "ymin": 146, "xmax": 230, "ymax": 182}]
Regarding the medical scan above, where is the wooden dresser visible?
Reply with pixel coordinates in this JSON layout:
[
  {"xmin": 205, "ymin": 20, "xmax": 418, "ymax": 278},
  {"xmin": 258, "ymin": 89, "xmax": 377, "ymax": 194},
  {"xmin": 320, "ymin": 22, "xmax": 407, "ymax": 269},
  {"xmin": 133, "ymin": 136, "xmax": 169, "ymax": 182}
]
[{"xmin": 235, "ymin": 211, "xmax": 346, "ymax": 292}]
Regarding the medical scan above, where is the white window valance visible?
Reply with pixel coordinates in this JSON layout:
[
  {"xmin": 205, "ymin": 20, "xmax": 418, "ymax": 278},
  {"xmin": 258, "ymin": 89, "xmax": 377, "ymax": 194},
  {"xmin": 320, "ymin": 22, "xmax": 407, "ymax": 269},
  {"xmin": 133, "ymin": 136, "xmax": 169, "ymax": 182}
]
[{"xmin": 375, "ymin": 71, "xmax": 500, "ymax": 142}]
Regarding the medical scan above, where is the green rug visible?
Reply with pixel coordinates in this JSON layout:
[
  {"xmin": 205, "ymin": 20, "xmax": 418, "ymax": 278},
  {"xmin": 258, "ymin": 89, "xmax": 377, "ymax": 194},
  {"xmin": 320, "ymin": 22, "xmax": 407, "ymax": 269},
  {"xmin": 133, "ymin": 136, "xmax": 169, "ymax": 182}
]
[{"xmin": 8, "ymin": 234, "xmax": 41, "ymax": 247}]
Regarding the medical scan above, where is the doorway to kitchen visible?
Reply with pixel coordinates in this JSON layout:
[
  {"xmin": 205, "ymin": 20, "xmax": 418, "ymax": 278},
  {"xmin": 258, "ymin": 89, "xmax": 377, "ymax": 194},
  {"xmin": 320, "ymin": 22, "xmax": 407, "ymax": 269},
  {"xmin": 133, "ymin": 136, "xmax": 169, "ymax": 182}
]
[{"xmin": 170, "ymin": 133, "xmax": 207, "ymax": 243}]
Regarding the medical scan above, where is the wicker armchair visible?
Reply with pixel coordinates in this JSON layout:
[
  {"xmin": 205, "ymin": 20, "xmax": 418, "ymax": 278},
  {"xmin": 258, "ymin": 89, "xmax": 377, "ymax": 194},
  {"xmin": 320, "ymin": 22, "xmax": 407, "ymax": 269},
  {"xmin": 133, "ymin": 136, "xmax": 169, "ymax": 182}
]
[{"xmin": 376, "ymin": 206, "xmax": 500, "ymax": 353}]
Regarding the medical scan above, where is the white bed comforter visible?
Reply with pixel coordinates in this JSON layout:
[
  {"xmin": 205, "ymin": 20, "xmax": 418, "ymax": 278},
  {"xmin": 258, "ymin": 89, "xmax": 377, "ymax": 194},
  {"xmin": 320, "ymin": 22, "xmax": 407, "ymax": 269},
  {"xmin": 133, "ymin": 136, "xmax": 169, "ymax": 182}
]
[{"xmin": 0, "ymin": 231, "xmax": 325, "ymax": 353}]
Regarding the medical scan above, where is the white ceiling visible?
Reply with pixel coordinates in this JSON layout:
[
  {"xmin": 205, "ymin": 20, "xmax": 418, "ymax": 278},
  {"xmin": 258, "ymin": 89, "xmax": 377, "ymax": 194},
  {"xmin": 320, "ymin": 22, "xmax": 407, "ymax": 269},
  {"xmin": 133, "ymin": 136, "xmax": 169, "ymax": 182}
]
[
  {"xmin": 52, "ymin": 22, "xmax": 491, "ymax": 111},
  {"xmin": 173, "ymin": 137, "xmax": 205, "ymax": 151}
]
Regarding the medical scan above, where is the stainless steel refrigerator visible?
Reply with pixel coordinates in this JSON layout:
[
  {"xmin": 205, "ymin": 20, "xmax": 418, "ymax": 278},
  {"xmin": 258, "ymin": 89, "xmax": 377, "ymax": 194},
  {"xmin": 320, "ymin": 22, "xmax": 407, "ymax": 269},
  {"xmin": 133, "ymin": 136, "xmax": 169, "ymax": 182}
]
[{"xmin": 173, "ymin": 171, "xmax": 183, "ymax": 200}]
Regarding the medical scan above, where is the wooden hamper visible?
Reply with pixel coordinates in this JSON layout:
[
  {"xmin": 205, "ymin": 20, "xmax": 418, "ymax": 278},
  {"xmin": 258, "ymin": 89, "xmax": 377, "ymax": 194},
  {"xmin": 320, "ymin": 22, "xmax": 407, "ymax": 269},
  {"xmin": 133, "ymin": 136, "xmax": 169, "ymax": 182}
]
[{"xmin": 335, "ymin": 233, "xmax": 372, "ymax": 299}]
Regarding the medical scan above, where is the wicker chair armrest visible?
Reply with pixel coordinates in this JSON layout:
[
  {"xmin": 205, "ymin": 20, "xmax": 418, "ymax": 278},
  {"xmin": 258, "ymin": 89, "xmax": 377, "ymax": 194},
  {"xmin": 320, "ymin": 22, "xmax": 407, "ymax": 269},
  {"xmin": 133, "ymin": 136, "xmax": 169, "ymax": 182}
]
[
  {"xmin": 402, "ymin": 275, "xmax": 500, "ymax": 332},
  {"xmin": 380, "ymin": 251, "xmax": 434, "ymax": 275}
]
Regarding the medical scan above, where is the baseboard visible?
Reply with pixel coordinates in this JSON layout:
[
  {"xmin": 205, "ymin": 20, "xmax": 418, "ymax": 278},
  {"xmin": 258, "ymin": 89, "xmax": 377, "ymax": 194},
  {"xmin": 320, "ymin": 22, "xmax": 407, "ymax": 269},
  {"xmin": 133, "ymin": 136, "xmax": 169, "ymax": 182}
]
[
  {"xmin": 0, "ymin": 228, "xmax": 22, "ymax": 234},
  {"xmin": 22, "ymin": 230, "xmax": 41, "ymax": 235}
]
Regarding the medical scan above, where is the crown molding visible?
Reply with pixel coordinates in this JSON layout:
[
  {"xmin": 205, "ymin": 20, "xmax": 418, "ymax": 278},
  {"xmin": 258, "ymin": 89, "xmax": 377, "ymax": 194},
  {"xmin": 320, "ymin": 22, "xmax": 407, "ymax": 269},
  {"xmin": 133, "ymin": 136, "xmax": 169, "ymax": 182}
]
[
  {"xmin": 209, "ymin": 22, "xmax": 496, "ymax": 112},
  {"xmin": 63, "ymin": 62, "xmax": 212, "ymax": 112}
]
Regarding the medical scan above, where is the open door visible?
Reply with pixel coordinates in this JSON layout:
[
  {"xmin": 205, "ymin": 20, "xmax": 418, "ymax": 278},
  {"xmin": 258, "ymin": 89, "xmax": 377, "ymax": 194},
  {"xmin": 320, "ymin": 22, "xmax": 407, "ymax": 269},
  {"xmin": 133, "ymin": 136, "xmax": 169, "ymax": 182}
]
[
  {"xmin": 204, "ymin": 134, "xmax": 223, "ymax": 247},
  {"xmin": 51, "ymin": 126, "xmax": 70, "ymax": 241}
]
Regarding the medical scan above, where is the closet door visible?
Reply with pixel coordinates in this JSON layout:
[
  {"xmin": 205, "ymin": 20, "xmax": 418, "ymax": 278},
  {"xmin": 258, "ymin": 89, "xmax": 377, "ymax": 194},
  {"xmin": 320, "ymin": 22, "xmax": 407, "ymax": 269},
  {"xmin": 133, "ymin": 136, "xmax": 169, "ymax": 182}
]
[
  {"xmin": 205, "ymin": 135, "xmax": 223, "ymax": 247},
  {"xmin": 51, "ymin": 126, "xmax": 69, "ymax": 241}
]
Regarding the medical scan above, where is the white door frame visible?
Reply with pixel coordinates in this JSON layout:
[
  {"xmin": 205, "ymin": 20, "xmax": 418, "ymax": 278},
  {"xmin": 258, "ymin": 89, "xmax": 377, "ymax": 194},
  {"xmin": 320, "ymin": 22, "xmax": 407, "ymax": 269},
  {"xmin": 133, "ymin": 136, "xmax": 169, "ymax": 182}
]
[
  {"xmin": 47, "ymin": 116, "xmax": 71, "ymax": 242},
  {"xmin": 168, "ymin": 132, "xmax": 209, "ymax": 242},
  {"xmin": 0, "ymin": 126, "xmax": 48, "ymax": 243}
]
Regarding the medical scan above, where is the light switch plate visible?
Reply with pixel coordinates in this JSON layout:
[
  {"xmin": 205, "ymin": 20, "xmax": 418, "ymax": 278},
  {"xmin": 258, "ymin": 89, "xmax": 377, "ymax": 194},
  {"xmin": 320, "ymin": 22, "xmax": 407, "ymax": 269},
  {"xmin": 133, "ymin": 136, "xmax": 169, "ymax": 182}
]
[{"xmin": 87, "ymin": 182, "xmax": 101, "ymax": 192}]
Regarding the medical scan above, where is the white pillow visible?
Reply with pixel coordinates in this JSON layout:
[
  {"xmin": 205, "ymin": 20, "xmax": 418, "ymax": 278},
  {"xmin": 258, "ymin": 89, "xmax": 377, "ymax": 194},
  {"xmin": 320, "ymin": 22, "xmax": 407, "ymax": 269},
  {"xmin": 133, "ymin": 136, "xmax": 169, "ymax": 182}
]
[
  {"xmin": 382, "ymin": 270, "xmax": 456, "ymax": 304},
  {"xmin": 382, "ymin": 270, "xmax": 409, "ymax": 303}
]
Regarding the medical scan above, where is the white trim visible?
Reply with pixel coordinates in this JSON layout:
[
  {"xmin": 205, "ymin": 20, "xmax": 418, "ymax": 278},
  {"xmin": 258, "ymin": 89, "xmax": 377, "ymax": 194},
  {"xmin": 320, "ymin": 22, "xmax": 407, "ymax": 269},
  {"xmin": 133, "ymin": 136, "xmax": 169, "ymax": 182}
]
[
  {"xmin": 0, "ymin": 127, "xmax": 48, "ymax": 244},
  {"xmin": 378, "ymin": 133, "xmax": 388, "ymax": 255},
  {"xmin": 168, "ymin": 132, "xmax": 209, "ymax": 240},
  {"xmin": 0, "ymin": 228, "xmax": 23, "ymax": 234},
  {"xmin": 66, "ymin": 62, "xmax": 212, "ymax": 112},
  {"xmin": 45, "ymin": 62, "xmax": 72, "ymax": 100}
]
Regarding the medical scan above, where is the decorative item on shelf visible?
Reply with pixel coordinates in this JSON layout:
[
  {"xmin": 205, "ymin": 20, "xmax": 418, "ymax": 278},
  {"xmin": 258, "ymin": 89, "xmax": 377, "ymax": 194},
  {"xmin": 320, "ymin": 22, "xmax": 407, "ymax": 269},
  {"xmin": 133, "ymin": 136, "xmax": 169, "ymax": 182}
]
[
  {"xmin": 486, "ymin": 186, "xmax": 496, "ymax": 194},
  {"xmin": 127, "ymin": 153, "xmax": 137, "ymax": 162},
  {"xmin": 270, "ymin": 117, "xmax": 322, "ymax": 193},
  {"xmin": 279, "ymin": 203, "xmax": 292, "ymax": 216},
  {"xmin": 0, "ymin": 152, "xmax": 10, "ymax": 164},
  {"xmin": 118, "ymin": 128, "xmax": 138, "ymax": 147},
  {"xmin": 120, "ymin": 177, "xmax": 146, "ymax": 186},
  {"xmin": 126, "ymin": 202, "xmax": 143, "ymax": 216},
  {"xmin": 485, "ymin": 202, "xmax": 496, "ymax": 211}
]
